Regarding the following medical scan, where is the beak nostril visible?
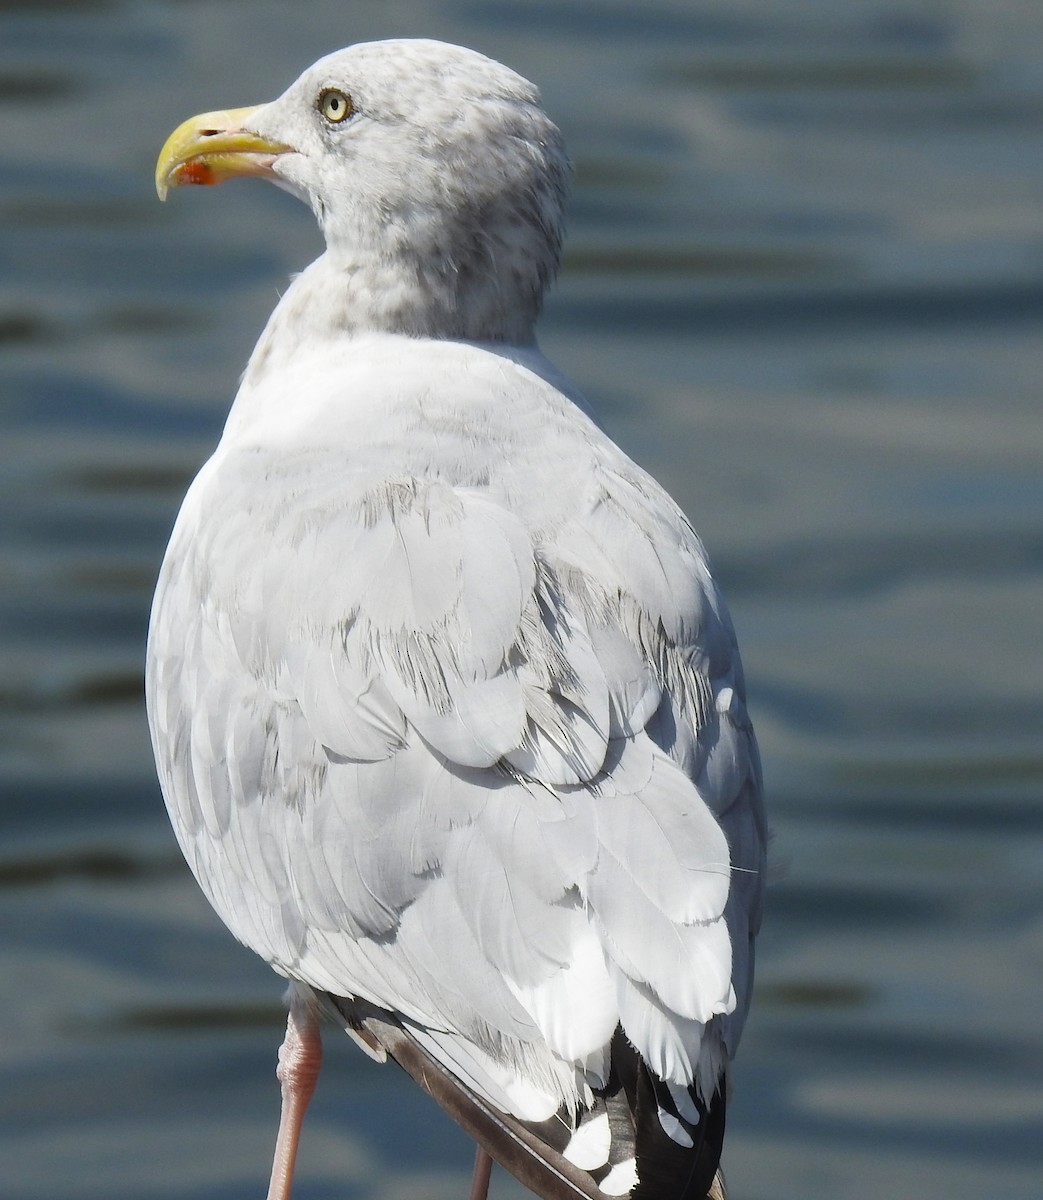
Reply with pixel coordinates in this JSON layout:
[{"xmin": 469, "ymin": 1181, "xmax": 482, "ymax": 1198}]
[{"xmin": 201, "ymin": 128, "xmax": 220, "ymax": 137}]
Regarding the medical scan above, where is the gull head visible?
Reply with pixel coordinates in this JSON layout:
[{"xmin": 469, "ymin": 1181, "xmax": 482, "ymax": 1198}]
[{"xmin": 156, "ymin": 39, "xmax": 571, "ymax": 343}]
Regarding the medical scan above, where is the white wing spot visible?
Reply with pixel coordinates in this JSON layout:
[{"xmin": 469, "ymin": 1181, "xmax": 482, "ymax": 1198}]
[
  {"xmin": 600, "ymin": 1158, "xmax": 639, "ymax": 1196},
  {"xmin": 666, "ymin": 1080, "xmax": 701, "ymax": 1125},
  {"xmin": 657, "ymin": 1106, "xmax": 694, "ymax": 1148},
  {"xmin": 562, "ymin": 1111, "xmax": 610, "ymax": 1169}
]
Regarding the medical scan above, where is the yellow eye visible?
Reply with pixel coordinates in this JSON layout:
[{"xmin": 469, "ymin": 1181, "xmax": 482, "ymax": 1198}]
[{"xmin": 318, "ymin": 89, "xmax": 353, "ymax": 123}]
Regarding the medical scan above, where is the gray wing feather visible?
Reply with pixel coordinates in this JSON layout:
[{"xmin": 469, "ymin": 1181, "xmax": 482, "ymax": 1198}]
[{"xmin": 146, "ymin": 347, "xmax": 766, "ymax": 1122}]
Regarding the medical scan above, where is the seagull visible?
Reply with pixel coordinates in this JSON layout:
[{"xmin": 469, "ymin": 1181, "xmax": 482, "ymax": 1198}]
[{"xmin": 148, "ymin": 38, "xmax": 765, "ymax": 1200}]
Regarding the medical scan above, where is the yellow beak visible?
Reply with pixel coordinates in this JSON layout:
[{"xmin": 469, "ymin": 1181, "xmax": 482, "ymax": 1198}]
[{"xmin": 155, "ymin": 105, "xmax": 294, "ymax": 200}]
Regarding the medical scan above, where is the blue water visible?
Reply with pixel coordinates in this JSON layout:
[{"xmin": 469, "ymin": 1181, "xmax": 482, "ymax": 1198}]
[{"xmin": 2, "ymin": 3, "xmax": 1041, "ymax": 1199}]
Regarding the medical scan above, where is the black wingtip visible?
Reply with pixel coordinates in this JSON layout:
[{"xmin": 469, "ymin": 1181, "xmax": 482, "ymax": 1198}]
[
  {"xmin": 609, "ymin": 1030, "xmax": 726, "ymax": 1200},
  {"xmin": 330, "ymin": 995, "xmax": 726, "ymax": 1200}
]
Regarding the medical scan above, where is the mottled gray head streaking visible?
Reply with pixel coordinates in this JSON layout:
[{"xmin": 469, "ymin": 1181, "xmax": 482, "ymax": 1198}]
[{"xmin": 243, "ymin": 39, "xmax": 570, "ymax": 345}]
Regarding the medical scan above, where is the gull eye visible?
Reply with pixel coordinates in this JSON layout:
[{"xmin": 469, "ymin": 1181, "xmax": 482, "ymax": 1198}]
[{"xmin": 318, "ymin": 88, "xmax": 353, "ymax": 124}]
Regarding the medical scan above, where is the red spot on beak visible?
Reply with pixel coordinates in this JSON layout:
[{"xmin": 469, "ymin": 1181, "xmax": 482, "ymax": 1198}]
[{"xmin": 179, "ymin": 160, "xmax": 217, "ymax": 187}]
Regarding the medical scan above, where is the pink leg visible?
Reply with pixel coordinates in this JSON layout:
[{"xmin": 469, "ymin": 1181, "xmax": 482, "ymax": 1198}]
[
  {"xmin": 468, "ymin": 1145, "xmax": 493, "ymax": 1200},
  {"xmin": 265, "ymin": 990, "xmax": 323, "ymax": 1200}
]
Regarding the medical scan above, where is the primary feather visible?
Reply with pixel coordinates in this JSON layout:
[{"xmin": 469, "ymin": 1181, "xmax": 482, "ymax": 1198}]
[{"xmin": 147, "ymin": 38, "xmax": 766, "ymax": 1200}]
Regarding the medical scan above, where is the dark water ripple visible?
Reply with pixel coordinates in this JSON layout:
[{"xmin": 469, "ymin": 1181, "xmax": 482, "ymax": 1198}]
[
  {"xmin": 719, "ymin": 526, "xmax": 1043, "ymax": 598},
  {"xmin": 552, "ymin": 278, "xmax": 1043, "ymax": 335}
]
